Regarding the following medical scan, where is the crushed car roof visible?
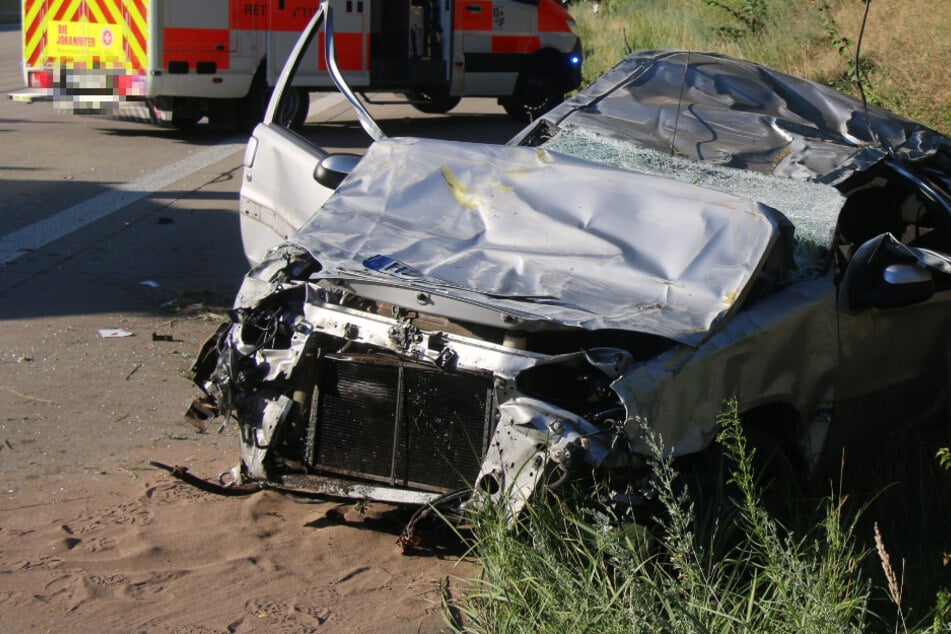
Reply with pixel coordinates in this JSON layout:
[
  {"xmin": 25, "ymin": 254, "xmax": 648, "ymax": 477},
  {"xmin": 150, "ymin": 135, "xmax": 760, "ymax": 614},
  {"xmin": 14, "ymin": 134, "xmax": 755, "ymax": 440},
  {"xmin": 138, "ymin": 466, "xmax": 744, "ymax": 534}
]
[
  {"xmin": 293, "ymin": 137, "xmax": 805, "ymax": 345},
  {"xmin": 512, "ymin": 50, "xmax": 951, "ymax": 186}
]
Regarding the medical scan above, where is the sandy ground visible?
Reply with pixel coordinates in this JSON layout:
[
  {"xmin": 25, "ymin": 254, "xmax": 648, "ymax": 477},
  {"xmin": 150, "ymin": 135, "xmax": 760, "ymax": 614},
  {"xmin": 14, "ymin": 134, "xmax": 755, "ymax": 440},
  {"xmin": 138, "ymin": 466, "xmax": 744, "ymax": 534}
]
[
  {"xmin": 0, "ymin": 313, "xmax": 472, "ymax": 633},
  {"xmin": 0, "ymin": 154, "xmax": 473, "ymax": 633}
]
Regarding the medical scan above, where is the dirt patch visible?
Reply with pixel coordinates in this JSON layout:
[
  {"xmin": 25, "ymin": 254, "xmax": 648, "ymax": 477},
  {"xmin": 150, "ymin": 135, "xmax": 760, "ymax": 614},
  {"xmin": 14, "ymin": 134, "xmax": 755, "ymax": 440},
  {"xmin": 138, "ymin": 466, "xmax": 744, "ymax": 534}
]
[{"xmin": 0, "ymin": 313, "xmax": 471, "ymax": 632}]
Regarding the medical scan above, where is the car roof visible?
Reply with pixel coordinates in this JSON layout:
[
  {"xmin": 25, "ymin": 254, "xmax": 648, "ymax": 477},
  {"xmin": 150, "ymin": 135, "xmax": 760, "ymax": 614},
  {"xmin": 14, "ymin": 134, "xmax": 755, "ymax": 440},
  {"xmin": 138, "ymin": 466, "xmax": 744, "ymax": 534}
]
[{"xmin": 512, "ymin": 50, "xmax": 951, "ymax": 187}]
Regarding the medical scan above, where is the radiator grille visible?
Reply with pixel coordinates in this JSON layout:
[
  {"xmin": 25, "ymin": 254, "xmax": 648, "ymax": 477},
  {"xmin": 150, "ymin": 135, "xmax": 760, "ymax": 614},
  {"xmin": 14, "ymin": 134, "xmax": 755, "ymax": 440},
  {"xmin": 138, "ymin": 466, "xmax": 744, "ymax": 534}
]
[{"xmin": 309, "ymin": 354, "xmax": 494, "ymax": 492}]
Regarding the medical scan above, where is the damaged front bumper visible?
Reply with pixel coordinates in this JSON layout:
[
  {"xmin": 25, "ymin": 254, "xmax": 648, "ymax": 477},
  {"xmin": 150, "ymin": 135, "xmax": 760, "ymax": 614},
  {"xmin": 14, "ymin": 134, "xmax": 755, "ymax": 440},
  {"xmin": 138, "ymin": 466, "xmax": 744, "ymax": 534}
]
[{"xmin": 191, "ymin": 265, "xmax": 637, "ymax": 517}]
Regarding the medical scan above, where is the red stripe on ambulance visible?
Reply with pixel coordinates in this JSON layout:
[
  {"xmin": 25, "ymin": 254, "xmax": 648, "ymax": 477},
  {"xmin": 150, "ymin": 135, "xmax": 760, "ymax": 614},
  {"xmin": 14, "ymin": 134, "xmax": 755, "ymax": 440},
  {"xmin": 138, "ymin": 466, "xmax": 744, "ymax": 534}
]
[
  {"xmin": 491, "ymin": 35, "xmax": 540, "ymax": 54},
  {"xmin": 316, "ymin": 31, "xmax": 365, "ymax": 72},
  {"xmin": 163, "ymin": 28, "xmax": 230, "ymax": 69},
  {"xmin": 538, "ymin": 0, "xmax": 574, "ymax": 32},
  {"xmin": 456, "ymin": 0, "xmax": 492, "ymax": 32}
]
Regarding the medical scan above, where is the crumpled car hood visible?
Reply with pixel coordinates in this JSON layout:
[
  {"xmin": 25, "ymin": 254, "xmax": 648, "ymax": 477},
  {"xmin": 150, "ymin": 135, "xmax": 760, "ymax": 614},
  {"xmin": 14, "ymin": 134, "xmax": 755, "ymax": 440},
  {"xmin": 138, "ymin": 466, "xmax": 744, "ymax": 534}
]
[
  {"xmin": 513, "ymin": 50, "xmax": 950, "ymax": 186},
  {"xmin": 289, "ymin": 137, "xmax": 782, "ymax": 345}
]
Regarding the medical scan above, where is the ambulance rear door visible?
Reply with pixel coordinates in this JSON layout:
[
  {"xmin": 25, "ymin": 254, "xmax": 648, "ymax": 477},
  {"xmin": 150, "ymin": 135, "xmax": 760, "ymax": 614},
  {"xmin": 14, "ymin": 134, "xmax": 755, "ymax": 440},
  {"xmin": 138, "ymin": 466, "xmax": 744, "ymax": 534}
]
[
  {"xmin": 229, "ymin": 0, "xmax": 268, "ymax": 75},
  {"xmin": 267, "ymin": 0, "xmax": 369, "ymax": 90}
]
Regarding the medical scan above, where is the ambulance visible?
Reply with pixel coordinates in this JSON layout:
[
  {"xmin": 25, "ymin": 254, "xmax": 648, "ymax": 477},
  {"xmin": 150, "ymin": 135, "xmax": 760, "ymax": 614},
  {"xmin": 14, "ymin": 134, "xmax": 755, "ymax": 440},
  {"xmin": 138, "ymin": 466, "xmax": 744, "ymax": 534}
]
[{"xmin": 17, "ymin": 0, "xmax": 583, "ymax": 125}]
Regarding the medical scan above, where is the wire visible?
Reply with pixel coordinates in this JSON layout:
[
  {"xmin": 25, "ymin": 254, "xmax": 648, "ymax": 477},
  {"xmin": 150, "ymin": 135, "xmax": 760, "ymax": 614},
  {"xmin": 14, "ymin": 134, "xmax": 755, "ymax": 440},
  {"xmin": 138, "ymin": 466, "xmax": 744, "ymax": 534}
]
[
  {"xmin": 855, "ymin": 0, "xmax": 896, "ymax": 158},
  {"xmin": 670, "ymin": 51, "xmax": 690, "ymax": 156}
]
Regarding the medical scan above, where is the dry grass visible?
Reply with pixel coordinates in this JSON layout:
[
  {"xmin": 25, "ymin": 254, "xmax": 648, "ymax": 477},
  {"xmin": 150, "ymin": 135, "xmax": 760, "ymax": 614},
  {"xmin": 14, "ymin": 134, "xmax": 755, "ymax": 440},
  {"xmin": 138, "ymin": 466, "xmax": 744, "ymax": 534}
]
[
  {"xmin": 825, "ymin": 0, "xmax": 951, "ymax": 131},
  {"xmin": 572, "ymin": 0, "xmax": 950, "ymax": 133}
]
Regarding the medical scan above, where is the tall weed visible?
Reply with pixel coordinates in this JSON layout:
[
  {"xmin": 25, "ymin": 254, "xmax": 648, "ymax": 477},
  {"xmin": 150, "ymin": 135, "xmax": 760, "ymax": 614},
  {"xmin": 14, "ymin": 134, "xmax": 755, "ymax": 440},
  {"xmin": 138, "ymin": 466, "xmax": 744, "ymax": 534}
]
[{"xmin": 449, "ymin": 401, "xmax": 875, "ymax": 632}]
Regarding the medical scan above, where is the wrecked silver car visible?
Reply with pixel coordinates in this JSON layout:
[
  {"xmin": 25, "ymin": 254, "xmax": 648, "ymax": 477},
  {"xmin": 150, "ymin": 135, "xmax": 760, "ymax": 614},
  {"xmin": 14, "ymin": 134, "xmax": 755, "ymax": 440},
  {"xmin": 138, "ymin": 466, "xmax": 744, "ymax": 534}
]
[{"xmin": 188, "ymin": 5, "xmax": 951, "ymax": 533}]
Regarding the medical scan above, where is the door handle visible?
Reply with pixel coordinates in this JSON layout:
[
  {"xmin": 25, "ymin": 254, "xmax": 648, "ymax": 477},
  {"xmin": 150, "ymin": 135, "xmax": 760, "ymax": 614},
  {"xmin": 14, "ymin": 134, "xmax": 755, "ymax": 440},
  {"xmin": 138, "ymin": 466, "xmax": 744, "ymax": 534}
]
[{"xmin": 465, "ymin": 4, "xmax": 483, "ymax": 12}]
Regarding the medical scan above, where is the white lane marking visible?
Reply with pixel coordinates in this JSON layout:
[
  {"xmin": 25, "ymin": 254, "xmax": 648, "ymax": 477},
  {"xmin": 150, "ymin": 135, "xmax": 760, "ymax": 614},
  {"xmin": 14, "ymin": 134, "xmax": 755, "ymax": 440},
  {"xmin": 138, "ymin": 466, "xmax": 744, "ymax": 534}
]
[{"xmin": 0, "ymin": 140, "xmax": 246, "ymax": 266}]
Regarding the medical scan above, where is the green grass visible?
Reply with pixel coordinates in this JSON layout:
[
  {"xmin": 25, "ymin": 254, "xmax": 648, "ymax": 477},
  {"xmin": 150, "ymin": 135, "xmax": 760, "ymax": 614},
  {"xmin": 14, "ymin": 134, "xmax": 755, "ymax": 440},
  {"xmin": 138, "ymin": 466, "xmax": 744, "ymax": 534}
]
[
  {"xmin": 569, "ymin": 0, "xmax": 950, "ymax": 134},
  {"xmin": 447, "ymin": 401, "xmax": 951, "ymax": 632}
]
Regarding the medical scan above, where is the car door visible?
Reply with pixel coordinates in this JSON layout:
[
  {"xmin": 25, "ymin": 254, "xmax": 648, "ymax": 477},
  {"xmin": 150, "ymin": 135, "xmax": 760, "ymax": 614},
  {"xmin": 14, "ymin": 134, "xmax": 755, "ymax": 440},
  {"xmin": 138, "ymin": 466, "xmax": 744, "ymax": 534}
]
[
  {"xmin": 239, "ymin": 1, "xmax": 383, "ymax": 264},
  {"xmin": 239, "ymin": 5, "xmax": 333, "ymax": 264},
  {"xmin": 833, "ymin": 164, "xmax": 951, "ymax": 459}
]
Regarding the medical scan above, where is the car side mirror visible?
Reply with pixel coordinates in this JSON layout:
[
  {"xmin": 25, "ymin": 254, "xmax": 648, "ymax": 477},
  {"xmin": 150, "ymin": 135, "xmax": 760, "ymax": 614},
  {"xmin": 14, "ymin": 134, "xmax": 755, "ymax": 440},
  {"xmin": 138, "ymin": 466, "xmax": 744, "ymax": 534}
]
[
  {"xmin": 873, "ymin": 263, "xmax": 934, "ymax": 308},
  {"xmin": 314, "ymin": 153, "xmax": 361, "ymax": 190}
]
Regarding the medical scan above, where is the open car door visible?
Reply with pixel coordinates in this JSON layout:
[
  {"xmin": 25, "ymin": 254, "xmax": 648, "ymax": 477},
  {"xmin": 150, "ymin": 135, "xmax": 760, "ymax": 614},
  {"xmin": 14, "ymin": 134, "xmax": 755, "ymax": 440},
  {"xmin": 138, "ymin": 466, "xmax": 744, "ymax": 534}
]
[{"xmin": 238, "ymin": 2, "xmax": 385, "ymax": 264}]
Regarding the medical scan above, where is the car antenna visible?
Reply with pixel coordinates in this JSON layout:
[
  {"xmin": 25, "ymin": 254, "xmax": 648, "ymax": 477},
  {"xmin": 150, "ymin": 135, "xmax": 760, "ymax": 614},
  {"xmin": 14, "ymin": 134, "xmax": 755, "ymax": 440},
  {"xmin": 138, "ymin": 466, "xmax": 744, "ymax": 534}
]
[
  {"xmin": 670, "ymin": 50, "xmax": 689, "ymax": 156},
  {"xmin": 854, "ymin": 0, "xmax": 895, "ymax": 158}
]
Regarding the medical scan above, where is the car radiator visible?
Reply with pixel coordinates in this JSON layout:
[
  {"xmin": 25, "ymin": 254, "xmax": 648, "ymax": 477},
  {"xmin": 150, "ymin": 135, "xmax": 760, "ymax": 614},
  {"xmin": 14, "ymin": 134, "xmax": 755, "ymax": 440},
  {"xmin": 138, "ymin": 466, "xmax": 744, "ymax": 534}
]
[{"xmin": 305, "ymin": 353, "xmax": 495, "ymax": 492}]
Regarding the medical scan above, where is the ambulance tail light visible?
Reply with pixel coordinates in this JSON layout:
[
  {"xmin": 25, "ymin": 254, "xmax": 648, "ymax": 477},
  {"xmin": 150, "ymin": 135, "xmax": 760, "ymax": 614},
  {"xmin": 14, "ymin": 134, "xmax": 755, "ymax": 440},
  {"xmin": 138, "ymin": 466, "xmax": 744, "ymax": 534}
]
[
  {"xmin": 29, "ymin": 70, "xmax": 53, "ymax": 89},
  {"xmin": 118, "ymin": 73, "xmax": 147, "ymax": 98}
]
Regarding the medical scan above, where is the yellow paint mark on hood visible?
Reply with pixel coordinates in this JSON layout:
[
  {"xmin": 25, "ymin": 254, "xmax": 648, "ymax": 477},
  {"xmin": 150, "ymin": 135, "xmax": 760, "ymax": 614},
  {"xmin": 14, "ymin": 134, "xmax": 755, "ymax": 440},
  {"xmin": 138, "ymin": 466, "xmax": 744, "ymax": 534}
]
[{"xmin": 441, "ymin": 165, "xmax": 482, "ymax": 209}]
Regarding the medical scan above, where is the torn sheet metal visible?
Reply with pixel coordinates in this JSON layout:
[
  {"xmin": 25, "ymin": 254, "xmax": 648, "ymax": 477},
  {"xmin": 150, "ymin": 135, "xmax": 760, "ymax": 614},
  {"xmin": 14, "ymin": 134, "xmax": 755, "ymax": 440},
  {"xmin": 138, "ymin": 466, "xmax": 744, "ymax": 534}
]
[
  {"xmin": 513, "ymin": 50, "xmax": 950, "ymax": 186},
  {"xmin": 291, "ymin": 137, "xmax": 786, "ymax": 345}
]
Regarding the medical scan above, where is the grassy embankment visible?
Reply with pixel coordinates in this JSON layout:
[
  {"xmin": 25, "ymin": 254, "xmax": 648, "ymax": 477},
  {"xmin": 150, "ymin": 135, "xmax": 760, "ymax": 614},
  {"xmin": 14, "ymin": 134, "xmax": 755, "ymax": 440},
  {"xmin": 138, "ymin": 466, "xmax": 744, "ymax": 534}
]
[{"xmin": 447, "ymin": 1, "xmax": 951, "ymax": 631}]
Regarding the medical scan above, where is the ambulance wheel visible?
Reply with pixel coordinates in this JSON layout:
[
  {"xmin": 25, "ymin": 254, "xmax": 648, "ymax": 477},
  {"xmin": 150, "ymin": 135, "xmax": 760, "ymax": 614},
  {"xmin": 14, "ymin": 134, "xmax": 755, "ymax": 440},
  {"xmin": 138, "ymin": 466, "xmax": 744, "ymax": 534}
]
[
  {"xmin": 503, "ymin": 70, "xmax": 562, "ymax": 123},
  {"xmin": 409, "ymin": 90, "xmax": 461, "ymax": 114},
  {"xmin": 171, "ymin": 99, "xmax": 203, "ymax": 129}
]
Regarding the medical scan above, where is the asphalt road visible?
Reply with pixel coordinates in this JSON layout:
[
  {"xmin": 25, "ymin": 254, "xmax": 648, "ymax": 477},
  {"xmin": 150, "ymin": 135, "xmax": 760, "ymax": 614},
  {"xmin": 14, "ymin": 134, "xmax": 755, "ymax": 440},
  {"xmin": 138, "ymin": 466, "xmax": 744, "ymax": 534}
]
[
  {"xmin": 0, "ymin": 21, "xmax": 523, "ymax": 632},
  {"xmin": 0, "ymin": 24, "xmax": 524, "ymax": 314},
  {"xmin": 0, "ymin": 21, "xmax": 523, "ymax": 487}
]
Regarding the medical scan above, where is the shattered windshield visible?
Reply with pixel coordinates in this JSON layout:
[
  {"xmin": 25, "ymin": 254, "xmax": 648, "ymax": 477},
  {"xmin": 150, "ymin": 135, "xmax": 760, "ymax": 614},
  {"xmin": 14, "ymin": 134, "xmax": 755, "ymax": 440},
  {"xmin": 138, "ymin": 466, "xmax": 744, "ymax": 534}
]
[{"xmin": 544, "ymin": 126, "xmax": 845, "ymax": 278}]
